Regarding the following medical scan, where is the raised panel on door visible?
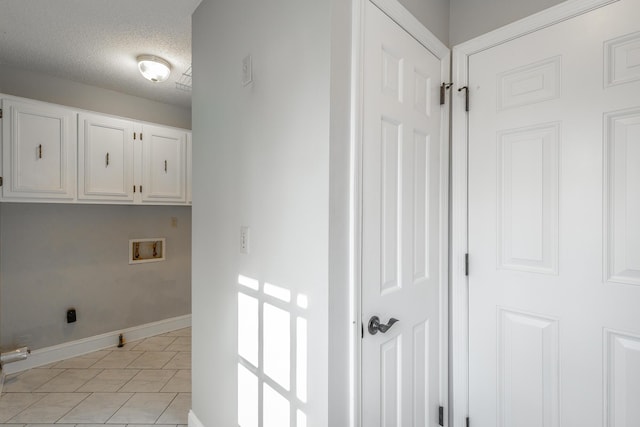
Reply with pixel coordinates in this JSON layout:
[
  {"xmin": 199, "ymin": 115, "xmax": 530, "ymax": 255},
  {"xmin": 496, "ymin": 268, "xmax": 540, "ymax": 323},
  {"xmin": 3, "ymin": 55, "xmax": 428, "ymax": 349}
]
[
  {"xmin": 1, "ymin": 99, "xmax": 76, "ymax": 200},
  {"xmin": 604, "ymin": 107, "xmax": 640, "ymax": 286},
  {"xmin": 497, "ymin": 309, "xmax": 559, "ymax": 427},
  {"xmin": 78, "ymin": 113, "xmax": 134, "ymax": 201},
  {"xmin": 141, "ymin": 124, "xmax": 186, "ymax": 203},
  {"xmin": 361, "ymin": 2, "xmax": 445, "ymax": 426},
  {"xmin": 468, "ymin": 1, "xmax": 640, "ymax": 426},
  {"xmin": 605, "ymin": 330, "xmax": 640, "ymax": 427}
]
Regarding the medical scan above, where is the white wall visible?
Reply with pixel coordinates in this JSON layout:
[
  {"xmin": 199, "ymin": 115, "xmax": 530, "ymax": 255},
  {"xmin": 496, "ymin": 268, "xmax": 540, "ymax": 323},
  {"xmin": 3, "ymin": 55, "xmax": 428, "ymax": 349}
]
[
  {"xmin": 0, "ymin": 64, "xmax": 191, "ymax": 129},
  {"xmin": 399, "ymin": 0, "xmax": 450, "ymax": 45},
  {"xmin": 449, "ymin": 0, "xmax": 566, "ymax": 45},
  {"xmin": 191, "ymin": 0, "xmax": 333, "ymax": 425}
]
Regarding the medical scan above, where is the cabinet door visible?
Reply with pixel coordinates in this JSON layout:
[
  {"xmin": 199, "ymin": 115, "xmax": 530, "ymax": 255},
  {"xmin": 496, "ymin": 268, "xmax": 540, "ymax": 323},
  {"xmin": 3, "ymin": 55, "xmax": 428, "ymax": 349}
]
[
  {"xmin": 140, "ymin": 124, "xmax": 187, "ymax": 203},
  {"xmin": 2, "ymin": 99, "xmax": 76, "ymax": 200},
  {"xmin": 78, "ymin": 113, "xmax": 134, "ymax": 201}
]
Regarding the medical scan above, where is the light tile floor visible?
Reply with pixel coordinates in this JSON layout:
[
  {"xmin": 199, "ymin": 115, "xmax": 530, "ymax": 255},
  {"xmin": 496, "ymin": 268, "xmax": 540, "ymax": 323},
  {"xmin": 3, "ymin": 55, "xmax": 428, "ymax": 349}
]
[{"xmin": 0, "ymin": 328, "xmax": 191, "ymax": 427}]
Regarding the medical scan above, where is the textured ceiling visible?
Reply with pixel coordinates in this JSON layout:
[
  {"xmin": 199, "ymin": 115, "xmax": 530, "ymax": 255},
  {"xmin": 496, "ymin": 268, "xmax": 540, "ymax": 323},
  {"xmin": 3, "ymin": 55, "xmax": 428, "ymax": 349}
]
[{"xmin": 0, "ymin": 0, "xmax": 201, "ymax": 109}]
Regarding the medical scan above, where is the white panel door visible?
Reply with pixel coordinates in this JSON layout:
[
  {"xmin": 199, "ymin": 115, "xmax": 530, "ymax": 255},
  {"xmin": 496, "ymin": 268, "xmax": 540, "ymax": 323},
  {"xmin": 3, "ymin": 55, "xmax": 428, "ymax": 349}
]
[
  {"xmin": 140, "ymin": 124, "xmax": 187, "ymax": 204},
  {"xmin": 468, "ymin": 1, "xmax": 640, "ymax": 426},
  {"xmin": 78, "ymin": 113, "xmax": 134, "ymax": 201},
  {"xmin": 2, "ymin": 99, "xmax": 76, "ymax": 200},
  {"xmin": 362, "ymin": 2, "xmax": 446, "ymax": 426}
]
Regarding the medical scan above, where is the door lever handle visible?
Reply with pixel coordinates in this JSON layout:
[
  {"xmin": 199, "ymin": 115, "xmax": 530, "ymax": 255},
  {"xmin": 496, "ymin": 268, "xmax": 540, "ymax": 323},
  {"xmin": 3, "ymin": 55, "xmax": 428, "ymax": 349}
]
[{"xmin": 368, "ymin": 316, "xmax": 399, "ymax": 335}]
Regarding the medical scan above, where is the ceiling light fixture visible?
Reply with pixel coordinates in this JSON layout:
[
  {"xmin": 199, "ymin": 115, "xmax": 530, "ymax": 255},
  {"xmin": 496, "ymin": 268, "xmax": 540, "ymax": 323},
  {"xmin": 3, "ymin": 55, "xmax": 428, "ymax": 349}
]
[{"xmin": 137, "ymin": 55, "xmax": 171, "ymax": 82}]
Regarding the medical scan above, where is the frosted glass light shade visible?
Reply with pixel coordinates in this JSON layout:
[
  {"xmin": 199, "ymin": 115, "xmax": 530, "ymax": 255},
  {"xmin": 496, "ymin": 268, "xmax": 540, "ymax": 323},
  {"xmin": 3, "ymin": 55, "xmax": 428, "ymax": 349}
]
[{"xmin": 137, "ymin": 55, "xmax": 171, "ymax": 82}]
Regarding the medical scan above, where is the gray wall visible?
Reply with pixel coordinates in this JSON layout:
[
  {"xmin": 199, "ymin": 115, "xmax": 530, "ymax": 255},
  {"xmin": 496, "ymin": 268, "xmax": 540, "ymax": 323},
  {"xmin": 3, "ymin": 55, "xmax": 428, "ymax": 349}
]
[
  {"xmin": 375, "ymin": 0, "xmax": 566, "ymax": 48},
  {"xmin": 0, "ymin": 203, "xmax": 191, "ymax": 350},
  {"xmin": 449, "ymin": 0, "xmax": 566, "ymax": 45},
  {"xmin": 0, "ymin": 66, "xmax": 193, "ymax": 351},
  {"xmin": 0, "ymin": 64, "xmax": 191, "ymax": 129},
  {"xmin": 399, "ymin": 0, "xmax": 450, "ymax": 45}
]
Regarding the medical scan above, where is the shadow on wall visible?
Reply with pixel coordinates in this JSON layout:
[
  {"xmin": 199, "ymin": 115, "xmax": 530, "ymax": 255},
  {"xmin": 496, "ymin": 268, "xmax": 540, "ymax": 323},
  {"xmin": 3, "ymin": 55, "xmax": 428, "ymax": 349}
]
[{"xmin": 237, "ymin": 274, "xmax": 308, "ymax": 427}]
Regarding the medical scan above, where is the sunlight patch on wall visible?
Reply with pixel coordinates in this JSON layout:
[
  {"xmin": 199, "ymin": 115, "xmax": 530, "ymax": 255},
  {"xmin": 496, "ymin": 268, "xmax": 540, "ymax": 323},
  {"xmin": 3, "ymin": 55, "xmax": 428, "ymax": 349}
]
[
  {"xmin": 264, "ymin": 383, "xmax": 290, "ymax": 427},
  {"xmin": 239, "ymin": 274, "xmax": 260, "ymax": 291},
  {"xmin": 238, "ymin": 364, "xmax": 259, "ymax": 427},
  {"xmin": 264, "ymin": 303, "xmax": 291, "ymax": 389},
  {"xmin": 296, "ymin": 317, "xmax": 308, "ymax": 402},
  {"xmin": 238, "ymin": 293, "xmax": 259, "ymax": 367},
  {"xmin": 237, "ymin": 274, "xmax": 308, "ymax": 427},
  {"xmin": 297, "ymin": 410, "xmax": 307, "ymax": 427},
  {"xmin": 264, "ymin": 282, "xmax": 292, "ymax": 303},
  {"xmin": 296, "ymin": 294, "xmax": 308, "ymax": 309}
]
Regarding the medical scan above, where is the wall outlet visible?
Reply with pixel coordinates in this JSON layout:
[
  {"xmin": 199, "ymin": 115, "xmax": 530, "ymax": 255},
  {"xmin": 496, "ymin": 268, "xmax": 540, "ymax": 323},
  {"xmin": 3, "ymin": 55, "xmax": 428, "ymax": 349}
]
[
  {"xmin": 240, "ymin": 226, "xmax": 250, "ymax": 254},
  {"xmin": 66, "ymin": 308, "xmax": 77, "ymax": 323}
]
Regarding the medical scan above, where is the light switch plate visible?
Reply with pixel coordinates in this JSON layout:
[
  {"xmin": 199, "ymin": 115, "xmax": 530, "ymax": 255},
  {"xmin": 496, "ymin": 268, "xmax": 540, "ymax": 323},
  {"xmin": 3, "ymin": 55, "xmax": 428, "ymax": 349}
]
[
  {"xmin": 240, "ymin": 226, "xmax": 250, "ymax": 254},
  {"xmin": 242, "ymin": 55, "xmax": 253, "ymax": 86}
]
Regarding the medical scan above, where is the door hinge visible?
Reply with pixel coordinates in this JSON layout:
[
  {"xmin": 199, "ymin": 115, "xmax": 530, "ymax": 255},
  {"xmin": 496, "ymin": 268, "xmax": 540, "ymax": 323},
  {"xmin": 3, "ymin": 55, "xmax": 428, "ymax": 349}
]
[
  {"xmin": 465, "ymin": 253, "xmax": 469, "ymax": 276},
  {"xmin": 458, "ymin": 86, "xmax": 469, "ymax": 112},
  {"xmin": 439, "ymin": 406, "xmax": 444, "ymax": 426},
  {"xmin": 440, "ymin": 82, "xmax": 453, "ymax": 105}
]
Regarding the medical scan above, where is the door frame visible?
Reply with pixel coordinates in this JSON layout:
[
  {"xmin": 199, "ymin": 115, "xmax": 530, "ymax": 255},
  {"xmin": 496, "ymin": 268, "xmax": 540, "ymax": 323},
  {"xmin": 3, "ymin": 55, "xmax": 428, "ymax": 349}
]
[
  {"xmin": 450, "ymin": 1, "xmax": 619, "ymax": 426},
  {"xmin": 350, "ymin": 0, "xmax": 450, "ymax": 425}
]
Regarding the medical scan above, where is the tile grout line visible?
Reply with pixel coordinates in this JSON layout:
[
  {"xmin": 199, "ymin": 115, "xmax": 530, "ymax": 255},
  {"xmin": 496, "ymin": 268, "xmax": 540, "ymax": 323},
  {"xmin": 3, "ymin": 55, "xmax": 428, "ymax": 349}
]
[
  {"xmin": 5, "ymin": 392, "xmax": 49, "ymax": 423},
  {"xmin": 104, "ymin": 389, "xmax": 138, "ymax": 425},
  {"xmin": 155, "ymin": 391, "xmax": 181, "ymax": 424},
  {"xmin": 35, "ymin": 367, "xmax": 70, "ymax": 393},
  {"xmin": 1, "ymin": 329, "xmax": 190, "ymax": 426},
  {"xmin": 52, "ymin": 391, "xmax": 93, "ymax": 424}
]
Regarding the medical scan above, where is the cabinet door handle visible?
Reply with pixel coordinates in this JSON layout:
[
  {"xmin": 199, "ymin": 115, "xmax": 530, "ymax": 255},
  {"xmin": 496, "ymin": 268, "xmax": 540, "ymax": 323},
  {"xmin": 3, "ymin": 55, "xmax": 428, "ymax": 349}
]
[
  {"xmin": 38, "ymin": 144, "xmax": 42, "ymax": 159},
  {"xmin": 164, "ymin": 160, "xmax": 168, "ymax": 173},
  {"xmin": 106, "ymin": 152, "xmax": 110, "ymax": 167}
]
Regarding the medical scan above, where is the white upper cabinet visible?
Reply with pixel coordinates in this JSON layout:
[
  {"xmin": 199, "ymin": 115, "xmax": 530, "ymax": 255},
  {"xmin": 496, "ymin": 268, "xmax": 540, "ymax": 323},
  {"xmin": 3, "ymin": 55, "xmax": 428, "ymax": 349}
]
[
  {"xmin": 2, "ymin": 98, "xmax": 76, "ymax": 201},
  {"xmin": 140, "ymin": 124, "xmax": 187, "ymax": 204},
  {"xmin": 1, "ymin": 95, "xmax": 191, "ymax": 205},
  {"xmin": 78, "ymin": 113, "xmax": 135, "ymax": 202}
]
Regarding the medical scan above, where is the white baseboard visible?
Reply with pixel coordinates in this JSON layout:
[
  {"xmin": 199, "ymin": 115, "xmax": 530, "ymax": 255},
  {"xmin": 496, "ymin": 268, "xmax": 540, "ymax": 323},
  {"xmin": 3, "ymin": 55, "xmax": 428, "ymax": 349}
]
[
  {"xmin": 1, "ymin": 314, "xmax": 191, "ymax": 375},
  {"xmin": 188, "ymin": 409, "xmax": 205, "ymax": 427}
]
